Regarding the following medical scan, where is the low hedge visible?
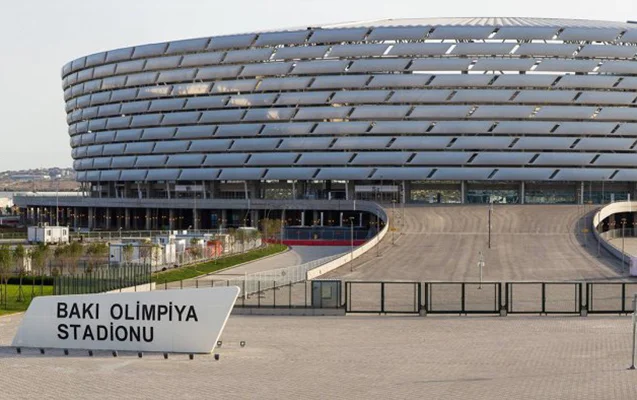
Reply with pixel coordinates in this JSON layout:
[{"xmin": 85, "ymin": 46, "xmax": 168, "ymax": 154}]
[{"xmin": 5, "ymin": 276, "xmax": 55, "ymax": 285}]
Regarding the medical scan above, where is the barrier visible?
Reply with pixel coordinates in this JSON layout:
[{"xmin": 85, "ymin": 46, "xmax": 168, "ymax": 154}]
[
  {"xmin": 306, "ymin": 215, "xmax": 389, "ymax": 279},
  {"xmin": 592, "ymin": 201, "xmax": 637, "ymax": 271}
]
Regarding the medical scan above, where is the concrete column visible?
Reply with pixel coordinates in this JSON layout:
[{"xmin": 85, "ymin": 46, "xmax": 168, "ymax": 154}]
[
  {"xmin": 402, "ymin": 180, "xmax": 410, "ymax": 204},
  {"xmin": 124, "ymin": 208, "xmax": 131, "ymax": 230},
  {"xmin": 221, "ymin": 209, "xmax": 227, "ymax": 229},
  {"xmin": 301, "ymin": 211, "xmax": 305, "ymax": 227},
  {"xmin": 520, "ymin": 182, "xmax": 525, "ymax": 205},
  {"xmin": 105, "ymin": 208, "xmax": 111, "ymax": 230},
  {"xmin": 88, "ymin": 207, "xmax": 95, "ymax": 230},
  {"xmin": 168, "ymin": 209, "xmax": 175, "ymax": 231},
  {"xmin": 251, "ymin": 210, "xmax": 259, "ymax": 228},
  {"xmin": 192, "ymin": 209, "xmax": 200, "ymax": 231},
  {"xmin": 313, "ymin": 210, "xmax": 319, "ymax": 226},
  {"xmin": 339, "ymin": 212, "xmax": 343, "ymax": 227},
  {"xmin": 460, "ymin": 181, "xmax": 466, "ymax": 204},
  {"xmin": 359, "ymin": 212, "xmax": 363, "ymax": 228},
  {"xmin": 346, "ymin": 181, "xmax": 355, "ymax": 201},
  {"xmin": 320, "ymin": 212, "xmax": 324, "ymax": 226},
  {"xmin": 145, "ymin": 208, "xmax": 152, "ymax": 230},
  {"xmin": 579, "ymin": 182, "xmax": 585, "ymax": 205},
  {"xmin": 73, "ymin": 207, "xmax": 78, "ymax": 230}
]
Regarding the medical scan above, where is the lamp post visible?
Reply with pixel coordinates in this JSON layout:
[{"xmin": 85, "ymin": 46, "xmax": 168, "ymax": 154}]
[
  {"xmin": 478, "ymin": 251, "xmax": 485, "ymax": 289},
  {"xmin": 488, "ymin": 201, "xmax": 493, "ymax": 249},
  {"xmin": 391, "ymin": 199, "xmax": 396, "ymax": 245},
  {"xmin": 622, "ymin": 217, "xmax": 627, "ymax": 271},
  {"xmin": 350, "ymin": 216, "xmax": 355, "ymax": 271}
]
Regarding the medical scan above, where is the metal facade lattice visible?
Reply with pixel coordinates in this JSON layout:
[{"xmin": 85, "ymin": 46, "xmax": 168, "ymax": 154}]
[{"xmin": 63, "ymin": 18, "xmax": 637, "ymax": 183}]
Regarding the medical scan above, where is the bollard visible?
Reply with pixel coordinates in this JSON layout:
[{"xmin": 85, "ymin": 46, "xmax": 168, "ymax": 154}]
[
  {"xmin": 40, "ymin": 348, "xmax": 45, "ymax": 355},
  {"xmin": 214, "ymin": 354, "xmax": 220, "ymax": 361},
  {"xmin": 16, "ymin": 348, "xmax": 21, "ymax": 354},
  {"xmin": 112, "ymin": 351, "xmax": 118, "ymax": 358},
  {"xmin": 189, "ymin": 354, "xmax": 194, "ymax": 360},
  {"xmin": 217, "ymin": 341, "xmax": 222, "ymax": 347},
  {"xmin": 138, "ymin": 352, "xmax": 143, "ymax": 358},
  {"xmin": 88, "ymin": 350, "xmax": 93, "ymax": 357},
  {"xmin": 64, "ymin": 349, "xmax": 69, "ymax": 356},
  {"xmin": 240, "ymin": 341, "xmax": 246, "ymax": 348},
  {"xmin": 163, "ymin": 353, "xmax": 168, "ymax": 359}
]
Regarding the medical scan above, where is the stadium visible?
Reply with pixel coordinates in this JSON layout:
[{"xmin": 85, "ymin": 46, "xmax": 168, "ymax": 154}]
[{"xmin": 14, "ymin": 16, "xmax": 637, "ymax": 278}]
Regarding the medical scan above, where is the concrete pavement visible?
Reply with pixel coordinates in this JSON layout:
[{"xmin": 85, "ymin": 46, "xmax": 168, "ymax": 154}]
[{"xmin": 1, "ymin": 313, "xmax": 637, "ymax": 399}]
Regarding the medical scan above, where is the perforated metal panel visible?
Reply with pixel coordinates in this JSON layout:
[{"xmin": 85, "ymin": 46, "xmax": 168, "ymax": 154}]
[
  {"xmin": 351, "ymin": 152, "xmax": 411, "ymax": 165},
  {"xmin": 410, "ymin": 152, "xmax": 472, "ymax": 165},
  {"xmin": 64, "ymin": 19, "xmax": 637, "ymax": 186},
  {"xmin": 432, "ymin": 168, "xmax": 494, "ymax": 180}
]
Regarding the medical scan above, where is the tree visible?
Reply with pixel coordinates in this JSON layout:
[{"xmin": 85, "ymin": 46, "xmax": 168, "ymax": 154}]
[
  {"xmin": 12, "ymin": 244, "xmax": 26, "ymax": 302},
  {"xmin": 30, "ymin": 243, "xmax": 50, "ymax": 295},
  {"xmin": 85, "ymin": 242, "xmax": 108, "ymax": 271},
  {"xmin": 0, "ymin": 245, "xmax": 14, "ymax": 307},
  {"xmin": 53, "ymin": 244, "xmax": 68, "ymax": 274},
  {"xmin": 122, "ymin": 244, "xmax": 134, "ymax": 265},
  {"xmin": 189, "ymin": 238, "xmax": 202, "ymax": 260}
]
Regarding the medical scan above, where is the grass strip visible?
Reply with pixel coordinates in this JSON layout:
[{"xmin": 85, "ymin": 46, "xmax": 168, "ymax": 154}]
[
  {"xmin": 0, "ymin": 284, "xmax": 54, "ymax": 316},
  {"xmin": 152, "ymin": 244, "xmax": 287, "ymax": 284}
]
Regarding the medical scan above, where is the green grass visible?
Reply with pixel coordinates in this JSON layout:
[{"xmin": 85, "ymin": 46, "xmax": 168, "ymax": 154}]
[
  {"xmin": 0, "ymin": 284, "xmax": 54, "ymax": 316},
  {"xmin": 152, "ymin": 244, "xmax": 287, "ymax": 284}
]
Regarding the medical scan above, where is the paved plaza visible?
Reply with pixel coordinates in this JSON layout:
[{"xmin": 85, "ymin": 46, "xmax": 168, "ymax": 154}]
[
  {"xmin": 2, "ymin": 312, "xmax": 637, "ymax": 399},
  {"xmin": 326, "ymin": 205, "xmax": 626, "ymax": 282}
]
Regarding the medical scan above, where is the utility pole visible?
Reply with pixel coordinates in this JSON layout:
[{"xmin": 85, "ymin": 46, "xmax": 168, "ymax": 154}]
[
  {"xmin": 622, "ymin": 217, "xmax": 627, "ymax": 272},
  {"xmin": 488, "ymin": 202, "xmax": 493, "ymax": 249},
  {"xmin": 392, "ymin": 199, "xmax": 396, "ymax": 245},
  {"xmin": 478, "ymin": 251, "xmax": 485, "ymax": 289},
  {"xmin": 349, "ymin": 217, "xmax": 355, "ymax": 271}
]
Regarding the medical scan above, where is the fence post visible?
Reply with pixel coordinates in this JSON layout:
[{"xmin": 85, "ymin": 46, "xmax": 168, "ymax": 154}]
[
  {"xmin": 623, "ymin": 283, "xmax": 627, "ymax": 314},
  {"xmin": 579, "ymin": 283, "xmax": 586, "ymax": 317},
  {"xmin": 289, "ymin": 280, "xmax": 292, "ymax": 309},
  {"xmin": 258, "ymin": 281, "xmax": 261, "ymax": 308},
  {"xmin": 541, "ymin": 283, "xmax": 546, "ymax": 315},
  {"xmin": 380, "ymin": 282, "xmax": 385, "ymax": 314},
  {"xmin": 305, "ymin": 280, "xmax": 308, "ymax": 309},
  {"xmin": 461, "ymin": 283, "xmax": 466, "ymax": 316},
  {"xmin": 273, "ymin": 280, "xmax": 276, "ymax": 307},
  {"xmin": 242, "ymin": 280, "xmax": 245, "ymax": 307}
]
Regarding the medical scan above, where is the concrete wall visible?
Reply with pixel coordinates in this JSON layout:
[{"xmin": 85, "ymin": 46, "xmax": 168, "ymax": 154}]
[
  {"xmin": 592, "ymin": 201, "xmax": 637, "ymax": 272},
  {"xmin": 307, "ymin": 214, "xmax": 389, "ymax": 280}
]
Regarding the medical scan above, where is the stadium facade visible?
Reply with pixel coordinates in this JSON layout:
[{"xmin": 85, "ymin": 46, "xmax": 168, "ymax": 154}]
[{"xmin": 15, "ymin": 17, "xmax": 637, "ymax": 230}]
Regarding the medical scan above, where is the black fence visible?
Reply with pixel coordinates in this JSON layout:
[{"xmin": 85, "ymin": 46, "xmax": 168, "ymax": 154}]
[
  {"xmin": 342, "ymin": 281, "xmax": 637, "ymax": 315},
  {"xmin": 53, "ymin": 264, "xmax": 152, "ymax": 295}
]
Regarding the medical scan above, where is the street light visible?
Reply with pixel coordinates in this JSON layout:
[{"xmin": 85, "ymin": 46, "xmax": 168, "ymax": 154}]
[
  {"xmin": 622, "ymin": 217, "xmax": 627, "ymax": 271},
  {"xmin": 349, "ymin": 216, "xmax": 355, "ymax": 271},
  {"xmin": 391, "ymin": 199, "xmax": 396, "ymax": 245},
  {"xmin": 478, "ymin": 251, "xmax": 485, "ymax": 289},
  {"xmin": 488, "ymin": 201, "xmax": 493, "ymax": 249}
]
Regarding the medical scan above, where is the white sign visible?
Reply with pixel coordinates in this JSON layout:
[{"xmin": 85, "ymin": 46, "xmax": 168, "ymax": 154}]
[{"xmin": 12, "ymin": 287, "xmax": 239, "ymax": 354}]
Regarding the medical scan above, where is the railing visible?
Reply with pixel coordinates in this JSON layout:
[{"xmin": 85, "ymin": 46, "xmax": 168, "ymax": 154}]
[
  {"xmin": 160, "ymin": 252, "xmax": 345, "ymax": 296},
  {"xmin": 145, "ymin": 279, "xmax": 637, "ymax": 314},
  {"xmin": 71, "ymin": 229, "xmax": 228, "ymax": 241},
  {"xmin": 53, "ymin": 264, "xmax": 152, "ymax": 295}
]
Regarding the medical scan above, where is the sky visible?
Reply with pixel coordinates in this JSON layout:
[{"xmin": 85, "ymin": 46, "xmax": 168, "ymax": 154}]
[{"xmin": 0, "ymin": 0, "xmax": 636, "ymax": 171}]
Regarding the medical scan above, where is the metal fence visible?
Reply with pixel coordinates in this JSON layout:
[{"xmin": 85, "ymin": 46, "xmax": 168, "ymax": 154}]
[
  {"xmin": 53, "ymin": 264, "xmax": 152, "ymax": 295},
  {"xmin": 159, "ymin": 252, "xmax": 345, "ymax": 296},
  {"xmin": 342, "ymin": 281, "xmax": 633, "ymax": 315}
]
